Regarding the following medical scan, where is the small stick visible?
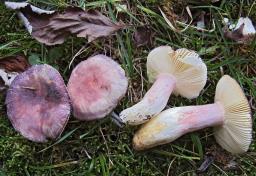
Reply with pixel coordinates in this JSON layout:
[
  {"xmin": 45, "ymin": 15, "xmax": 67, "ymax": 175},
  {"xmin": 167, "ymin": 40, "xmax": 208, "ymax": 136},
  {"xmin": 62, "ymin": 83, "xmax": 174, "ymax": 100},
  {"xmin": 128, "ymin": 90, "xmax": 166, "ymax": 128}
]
[{"xmin": 111, "ymin": 112, "xmax": 124, "ymax": 128}]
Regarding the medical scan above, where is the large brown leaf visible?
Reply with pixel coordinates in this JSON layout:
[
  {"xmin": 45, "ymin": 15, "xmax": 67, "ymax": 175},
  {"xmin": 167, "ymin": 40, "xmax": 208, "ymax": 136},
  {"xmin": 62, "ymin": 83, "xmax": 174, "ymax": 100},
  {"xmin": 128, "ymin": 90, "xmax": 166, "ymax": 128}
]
[{"xmin": 5, "ymin": 2, "xmax": 125, "ymax": 45}]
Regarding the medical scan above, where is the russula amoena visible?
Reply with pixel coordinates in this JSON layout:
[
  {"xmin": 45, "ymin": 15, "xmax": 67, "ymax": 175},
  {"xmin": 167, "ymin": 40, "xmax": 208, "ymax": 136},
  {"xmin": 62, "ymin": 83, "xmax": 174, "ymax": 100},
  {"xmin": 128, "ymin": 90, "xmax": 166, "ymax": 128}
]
[
  {"xmin": 67, "ymin": 54, "xmax": 128, "ymax": 121},
  {"xmin": 133, "ymin": 75, "xmax": 252, "ymax": 154},
  {"xmin": 119, "ymin": 46, "xmax": 207, "ymax": 125},
  {"xmin": 5, "ymin": 64, "xmax": 71, "ymax": 142}
]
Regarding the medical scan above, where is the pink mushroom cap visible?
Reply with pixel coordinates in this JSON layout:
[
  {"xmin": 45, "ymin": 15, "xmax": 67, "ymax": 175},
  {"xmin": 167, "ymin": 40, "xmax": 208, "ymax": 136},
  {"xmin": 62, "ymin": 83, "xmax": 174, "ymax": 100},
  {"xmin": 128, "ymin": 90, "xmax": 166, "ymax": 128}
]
[{"xmin": 67, "ymin": 54, "xmax": 128, "ymax": 121}]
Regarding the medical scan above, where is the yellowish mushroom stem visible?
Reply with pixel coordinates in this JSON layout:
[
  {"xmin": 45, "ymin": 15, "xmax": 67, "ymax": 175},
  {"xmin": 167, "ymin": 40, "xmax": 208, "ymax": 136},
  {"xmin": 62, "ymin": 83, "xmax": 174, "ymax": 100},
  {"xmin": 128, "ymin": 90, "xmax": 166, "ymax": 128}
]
[{"xmin": 133, "ymin": 102, "xmax": 225, "ymax": 150}]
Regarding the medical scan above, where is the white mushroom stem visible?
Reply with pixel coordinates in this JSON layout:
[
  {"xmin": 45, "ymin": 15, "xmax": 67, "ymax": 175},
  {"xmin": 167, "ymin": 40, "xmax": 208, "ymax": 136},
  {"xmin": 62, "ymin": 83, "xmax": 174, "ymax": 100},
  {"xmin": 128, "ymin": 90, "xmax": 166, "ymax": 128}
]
[
  {"xmin": 133, "ymin": 102, "xmax": 225, "ymax": 150},
  {"xmin": 119, "ymin": 73, "xmax": 176, "ymax": 125}
]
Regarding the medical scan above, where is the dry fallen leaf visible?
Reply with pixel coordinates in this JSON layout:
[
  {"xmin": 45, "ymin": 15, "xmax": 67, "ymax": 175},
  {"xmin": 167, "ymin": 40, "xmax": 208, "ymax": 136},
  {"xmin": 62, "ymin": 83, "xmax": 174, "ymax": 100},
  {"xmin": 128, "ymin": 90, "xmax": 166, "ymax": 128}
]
[
  {"xmin": 197, "ymin": 155, "xmax": 214, "ymax": 173},
  {"xmin": 133, "ymin": 26, "xmax": 153, "ymax": 47},
  {"xmin": 5, "ymin": 2, "xmax": 125, "ymax": 45},
  {"xmin": 0, "ymin": 55, "xmax": 30, "ymax": 91},
  {"xmin": 0, "ymin": 55, "xmax": 30, "ymax": 73},
  {"xmin": 223, "ymin": 17, "xmax": 256, "ymax": 43},
  {"xmin": 160, "ymin": 6, "xmax": 215, "ymax": 33}
]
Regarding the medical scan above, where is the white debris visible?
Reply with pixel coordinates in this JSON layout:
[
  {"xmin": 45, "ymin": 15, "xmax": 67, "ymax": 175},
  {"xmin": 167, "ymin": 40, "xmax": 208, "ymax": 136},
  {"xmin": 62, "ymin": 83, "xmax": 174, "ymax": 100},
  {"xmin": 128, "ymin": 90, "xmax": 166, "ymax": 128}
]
[
  {"xmin": 0, "ymin": 69, "xmax": 18, "ymax": 86},
  {"xmin": 234, "ymin": 17, "xmax": 256, "ymax": 35}
]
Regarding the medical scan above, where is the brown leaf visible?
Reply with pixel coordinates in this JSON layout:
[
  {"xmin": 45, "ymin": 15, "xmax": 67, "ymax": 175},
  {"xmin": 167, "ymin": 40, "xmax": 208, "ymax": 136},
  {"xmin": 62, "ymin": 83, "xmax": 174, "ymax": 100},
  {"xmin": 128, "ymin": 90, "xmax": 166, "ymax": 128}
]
[
  {"xmin": 133, "ymin": 26, "xmax": 153, "ymax": 47},
  {"xmin": 223, "ymin": 17, "xmax": 256, "ymax": 43},
  {"xmin": 206, "ymin": 145, "xmax": 233, "ymax": 164},
  {"xmin": 160, "ymin": 4, "xmax": 215, "ymax": 33},
  {"xmin": 6, "ymin": 2, "xmax": 125, "ymax": 45},
  {"xmin": 0, "ymin": 55, "xmax": 31, "ymax": 91},
  {"xmin": 224, "ymin": 24, "xmax": 255, "ymax": 43},
  {"xmin": 0, "ymin": 55, "xmax": 31, "ymax": 73},
  {"xmin": 197, "ymin": 155, "xmax": 214, "ymax": 173}
]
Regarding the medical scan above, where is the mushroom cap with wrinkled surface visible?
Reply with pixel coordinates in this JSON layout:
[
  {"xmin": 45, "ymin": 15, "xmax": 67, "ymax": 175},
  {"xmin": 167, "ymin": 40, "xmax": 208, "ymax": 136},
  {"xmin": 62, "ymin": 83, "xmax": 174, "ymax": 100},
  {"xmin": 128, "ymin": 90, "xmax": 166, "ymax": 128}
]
[
  {"xmin": 5, "ymin": 64, "xmax": 71, "ymax": 143},
  {"xmin": 67, "ymin": 54, "xmax": 128, "ymax": 121},
  {"xmin": 214, "ymin": 75, "xmax": 252, "ymax": 154},
  {"xmin": 147, "ymin": 46, "xmax": 207, "ymax": 99}
]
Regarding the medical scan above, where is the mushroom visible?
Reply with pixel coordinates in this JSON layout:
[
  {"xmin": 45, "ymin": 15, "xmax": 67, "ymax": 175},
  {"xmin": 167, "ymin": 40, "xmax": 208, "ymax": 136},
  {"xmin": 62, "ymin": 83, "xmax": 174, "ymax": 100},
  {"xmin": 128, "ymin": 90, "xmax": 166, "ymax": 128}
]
[
  {"xmin": 67, "ymin": 54, "xmax": 128, "ymax": 121},
  {"xmin": 119, "ymin": 46, "xmax": 207, "ymax": 125},
  {"xmin": 5, "ymin": 64, "xmax": 71, "ymax": 142},
  {"xmin": 133, "ymin": 75, "xmax": 252, "ymax": 154}
]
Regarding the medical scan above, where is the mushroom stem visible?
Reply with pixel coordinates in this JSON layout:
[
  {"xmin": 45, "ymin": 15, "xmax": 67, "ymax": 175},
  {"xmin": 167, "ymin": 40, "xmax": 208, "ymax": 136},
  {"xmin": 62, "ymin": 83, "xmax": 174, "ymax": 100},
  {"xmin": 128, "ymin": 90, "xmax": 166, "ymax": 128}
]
[
  {"xmin": 133, "ymin": 102, "xmax": 225, "ymax": 150},
  {"xmin": 172, "ymin": 103, "xmax": 225, "ymax": 134},
  {"xmin": 119, "ymin": 73, "xmax": 176, "ymax": 125}
]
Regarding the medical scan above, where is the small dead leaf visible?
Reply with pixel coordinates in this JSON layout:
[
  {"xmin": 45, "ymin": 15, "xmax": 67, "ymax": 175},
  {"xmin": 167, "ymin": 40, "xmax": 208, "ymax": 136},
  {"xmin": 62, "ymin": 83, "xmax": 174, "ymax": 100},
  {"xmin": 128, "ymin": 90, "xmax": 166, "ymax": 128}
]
[
  {"xmin": 224, "ymin": 25, "xmax": 255, "ymax": 43},
  {"xmin": 5, "ymin": 2, "xmax": 125, "ymax": 45},
  {"xmin": 0, "ymin": 55, "xmax": 30, "ymax": 90},
  {"xmin": 223, "ymin": 160, "xmax": 239, "ymax": 171},
  {"xmin": 224, "ymin": 25, "xmax": 246, "ymax": 41},
  {"xmin": 196, "ymin": 144, "xmax": 241, "ymax": 174},
  {"xmin": 160, "ymin": 5, "xmax": 215, "ymax": 33},
  {"xmin": 0, "ymin": 55, "xmax": 30, "ymax": 73},
  {"xmin": 197, "ymin": 155, "xmax": 214, "ymax": 173},
  {"xmin": 223, "ymin": 17, "xmax": 256, "ymax": 43},
  {"xmin": 133, "ymin": 26, "xmax": 153, "ymax": 47},
  {"xmin": 207, "ymin": 145, "xmax": 233, "ymax": 164}
]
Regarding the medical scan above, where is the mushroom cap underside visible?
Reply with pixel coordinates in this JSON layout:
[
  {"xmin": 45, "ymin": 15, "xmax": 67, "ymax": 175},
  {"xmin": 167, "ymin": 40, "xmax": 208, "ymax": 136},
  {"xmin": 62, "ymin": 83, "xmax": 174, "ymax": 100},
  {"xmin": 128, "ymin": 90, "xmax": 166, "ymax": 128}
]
[
  {"xmin": 214, "ymin": 75, "xmax": 252, "ymax": 154},
  {"xmin": 147, "ymin": 46, "xmax": 207, "ymax": 99}
]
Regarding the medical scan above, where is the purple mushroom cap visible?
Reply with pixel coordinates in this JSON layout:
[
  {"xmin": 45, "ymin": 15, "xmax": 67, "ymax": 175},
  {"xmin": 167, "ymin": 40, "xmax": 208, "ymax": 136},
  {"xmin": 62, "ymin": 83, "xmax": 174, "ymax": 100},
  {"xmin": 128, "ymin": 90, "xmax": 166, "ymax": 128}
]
[{"xmin": 5, "ymin": 64, "xmax": 71, "ymax": 142}]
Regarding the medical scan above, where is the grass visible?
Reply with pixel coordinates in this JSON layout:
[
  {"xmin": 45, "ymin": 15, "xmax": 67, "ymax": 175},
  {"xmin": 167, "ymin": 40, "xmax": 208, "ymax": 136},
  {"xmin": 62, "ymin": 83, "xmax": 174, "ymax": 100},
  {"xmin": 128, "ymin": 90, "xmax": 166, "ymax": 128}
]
[{"xmin": 0, "ymin": 0, "xmax": 255, "ymax": 175}]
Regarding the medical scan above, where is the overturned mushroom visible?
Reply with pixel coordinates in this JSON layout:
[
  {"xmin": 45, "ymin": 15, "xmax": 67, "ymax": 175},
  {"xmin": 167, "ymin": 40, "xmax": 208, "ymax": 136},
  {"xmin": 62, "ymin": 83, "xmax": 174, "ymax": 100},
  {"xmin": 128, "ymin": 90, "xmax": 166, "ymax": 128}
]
[
  {"xmin": 67, "ymin": 54, "xmax": 128, "ymax": 121},
  {"xmin": 133, "ymin": 75, "xmax": 252, "ymax": 154},
  {"xmin": 119, "ymin": 46, "xmax": 207, "ymax": 125},
  {"xmin": 5, "ymin": 64, "xmax": 70, "ymax": 142}
]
